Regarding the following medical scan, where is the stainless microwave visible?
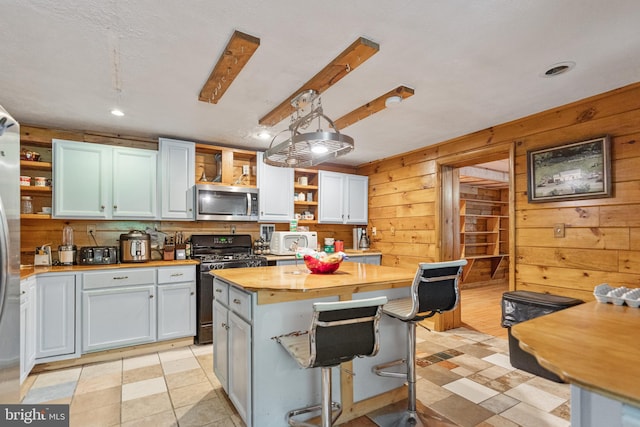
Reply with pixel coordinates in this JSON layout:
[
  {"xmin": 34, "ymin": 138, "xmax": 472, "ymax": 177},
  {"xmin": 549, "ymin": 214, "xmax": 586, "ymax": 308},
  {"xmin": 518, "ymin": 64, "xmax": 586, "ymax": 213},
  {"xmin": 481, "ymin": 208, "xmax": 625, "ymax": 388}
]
[{"xmin": 195, "ymin": 184, "xmax": 259, "ymax": 221}]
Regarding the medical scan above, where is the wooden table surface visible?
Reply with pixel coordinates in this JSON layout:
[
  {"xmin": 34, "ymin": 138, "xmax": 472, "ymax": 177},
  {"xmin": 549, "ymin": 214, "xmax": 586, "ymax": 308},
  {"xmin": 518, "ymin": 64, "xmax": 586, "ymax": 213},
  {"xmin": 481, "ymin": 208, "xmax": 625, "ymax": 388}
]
[
  {"xmin": 511, "ymin": 301, "xmax": 640, "ymax": 407},
  {"xmin": 212, "ymin": 262, "xmax": 415, "ymax": 292}
]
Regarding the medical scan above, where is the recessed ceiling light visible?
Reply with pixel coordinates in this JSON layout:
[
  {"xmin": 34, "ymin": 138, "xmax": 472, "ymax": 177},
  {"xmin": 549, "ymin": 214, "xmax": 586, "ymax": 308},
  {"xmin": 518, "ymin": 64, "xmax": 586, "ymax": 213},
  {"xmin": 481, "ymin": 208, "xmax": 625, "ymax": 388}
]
[
  {"xmin": 111, "ymin": 109, "xmax": 125, "ymax": 117},
  {"xmin": 257, "ymin": 130, "xmax": 271, "ymax": 140},
  {"xmin": 542, "ymin": 61, "xmax": 575, "ymax": 78}
]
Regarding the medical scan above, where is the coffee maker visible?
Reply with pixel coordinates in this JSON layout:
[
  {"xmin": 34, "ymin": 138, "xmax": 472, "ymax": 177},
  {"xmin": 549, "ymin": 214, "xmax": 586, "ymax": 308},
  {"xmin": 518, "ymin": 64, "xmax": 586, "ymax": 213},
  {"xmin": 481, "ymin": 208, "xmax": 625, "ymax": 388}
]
[{"xmin": 58, "ymin": 225, "xmax": 76, "ymax": 265}]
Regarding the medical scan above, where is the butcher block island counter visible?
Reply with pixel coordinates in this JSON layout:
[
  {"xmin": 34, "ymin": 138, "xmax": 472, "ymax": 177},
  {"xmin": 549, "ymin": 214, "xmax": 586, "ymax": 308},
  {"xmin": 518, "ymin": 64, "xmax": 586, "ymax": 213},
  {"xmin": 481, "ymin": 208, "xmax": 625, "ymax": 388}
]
[
  {"xmin": 512, "ymin": 301, "xmax": 640, "ymax": 425},
  {"xmin": 211, "ymin": 263, "xmax": 415, "ymax": 427}
]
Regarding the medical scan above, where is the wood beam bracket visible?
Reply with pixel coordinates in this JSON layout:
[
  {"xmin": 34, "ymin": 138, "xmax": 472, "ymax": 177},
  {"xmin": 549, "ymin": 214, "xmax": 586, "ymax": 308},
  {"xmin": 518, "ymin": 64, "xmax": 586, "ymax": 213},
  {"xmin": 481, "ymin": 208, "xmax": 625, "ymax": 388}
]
[
  {"xmin": 199, "ymin": 30, "xmax": 261, "ymax": 104},
  {"xmin": 259, "ymin": 37, "xmax": 380, "ymax": 127}
]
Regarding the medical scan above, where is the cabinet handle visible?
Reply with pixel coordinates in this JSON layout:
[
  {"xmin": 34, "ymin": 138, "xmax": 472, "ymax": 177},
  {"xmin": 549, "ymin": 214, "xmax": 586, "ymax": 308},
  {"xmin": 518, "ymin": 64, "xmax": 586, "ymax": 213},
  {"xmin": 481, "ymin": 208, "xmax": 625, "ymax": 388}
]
[
  {"xmin": 233, "ymin": 298, "xmax": 241, "ymax": 304},
  {"xmin": 21, "ymin": 290, "xmax": 26, "ymax": 295},
  {"xmin": 113, "ymin": 205, "xmax": 118, "ymax": 209},
  {"xmin": 188, "ymin": 208, "xmax": 193, "ymax": 212},
  {"xmin": 215, "ymin": 289, "xmax": 222, "ymax": 293},
  {"xmin": 222, "ymin": 322, "xmax": 229, "ymax": 330},
  {"xmin": 149, "ymin": 294, "xmax": 154, "ymax": 299},
  {"xmin": 100, "ymin": 205, "xmax": 105, "ymax": 210},
  {"xmin": 170, "ymin": 273, "xmax": 184, "ymax": 277},
  {"xmin": 113, "ymin": 276, "xmax": 128, "ymax": 280},
  {"xmin": 190, "ymin": 291, "xmax": 195, "ymax": 295}
]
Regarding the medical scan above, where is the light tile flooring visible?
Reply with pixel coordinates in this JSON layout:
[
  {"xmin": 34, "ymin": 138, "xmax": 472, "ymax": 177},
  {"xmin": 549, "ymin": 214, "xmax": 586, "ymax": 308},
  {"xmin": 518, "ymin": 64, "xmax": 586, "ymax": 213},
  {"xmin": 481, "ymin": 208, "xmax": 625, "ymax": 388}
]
[{"xmin": 21, "ymin": 326, "xmax": 571, "ymax": 427}]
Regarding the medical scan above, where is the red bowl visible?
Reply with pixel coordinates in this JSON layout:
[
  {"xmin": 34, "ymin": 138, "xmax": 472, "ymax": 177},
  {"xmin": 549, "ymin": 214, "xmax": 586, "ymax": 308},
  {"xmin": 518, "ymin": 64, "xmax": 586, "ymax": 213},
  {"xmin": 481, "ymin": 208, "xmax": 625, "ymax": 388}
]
[{"xmin": 303, "ymin": 255, "xmax": 342, "ymax": 274}]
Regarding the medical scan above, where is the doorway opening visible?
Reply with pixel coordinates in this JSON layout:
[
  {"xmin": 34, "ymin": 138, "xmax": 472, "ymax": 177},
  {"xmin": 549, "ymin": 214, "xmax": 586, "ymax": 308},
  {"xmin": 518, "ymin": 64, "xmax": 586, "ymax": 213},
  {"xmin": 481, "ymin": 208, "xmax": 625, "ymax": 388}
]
[{"xmin": 439, "ymin": 147, "xmax": 513, "ymax": 338}]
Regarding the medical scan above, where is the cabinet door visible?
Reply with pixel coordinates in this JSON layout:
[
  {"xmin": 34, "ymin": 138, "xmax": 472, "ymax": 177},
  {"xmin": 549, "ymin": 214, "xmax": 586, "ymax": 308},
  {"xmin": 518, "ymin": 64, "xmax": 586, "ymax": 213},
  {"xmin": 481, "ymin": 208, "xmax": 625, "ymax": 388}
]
[
  {"xmin": 159, "ymin": 138, "xmax": 195, "ymax": 220},
  {"xmin": 318, "ymin": 171, "xmax": 345, "ymax": 223},
  {"xmin": 53, "ymin": 139, "xmax": 110, "ymax": 218},
  {"xmin": 228, "ymin": 311, "xmax": 252, "ymax": 425},
  {"xmin": 157, "ymin": 282, "xmax": 196, "ymax": 341},
  {"xmin": 82, "ymin": 285, "xmax": 156, "ymax": 352},
  {"xmin": 20, "ymin": 278, "xmax": 36, "ymax": 383},
  {"xmin": 36, "ymin": 275, "xmax": 76, "ymax": 359},
  {"xmin": 345, "ymin": 174, "xmax": 368, "ymax": 224},
  {"xmin": 112, "ymin": 147, "xmax": 158, "ymax": 218},
  {"xmin": 257, "ymin": 152, "xmax": 294, "ymax": 222},
  {"xmin": 213, "ymin": 301, "xmax": 229, "ymax": 391}
]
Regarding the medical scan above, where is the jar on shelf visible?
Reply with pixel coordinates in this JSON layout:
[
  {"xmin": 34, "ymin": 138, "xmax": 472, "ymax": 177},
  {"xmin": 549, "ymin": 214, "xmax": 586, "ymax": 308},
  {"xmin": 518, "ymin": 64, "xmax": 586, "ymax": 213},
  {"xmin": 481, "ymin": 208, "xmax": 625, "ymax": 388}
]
[{"xmin": 21, "ymin": 196, "xmax": 33, "ymax": 214}]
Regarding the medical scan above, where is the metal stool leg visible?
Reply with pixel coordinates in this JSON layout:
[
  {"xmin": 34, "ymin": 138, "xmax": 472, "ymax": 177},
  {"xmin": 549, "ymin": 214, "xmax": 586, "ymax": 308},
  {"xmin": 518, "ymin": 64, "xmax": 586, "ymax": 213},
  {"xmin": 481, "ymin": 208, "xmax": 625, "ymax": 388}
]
[
  {"xmin": 286, "ymin": 366, "xmax": 342, "ymax": 427},
  {"xmin": 372, "ymin": 321, "xmax": 428, "ymax": 427}
]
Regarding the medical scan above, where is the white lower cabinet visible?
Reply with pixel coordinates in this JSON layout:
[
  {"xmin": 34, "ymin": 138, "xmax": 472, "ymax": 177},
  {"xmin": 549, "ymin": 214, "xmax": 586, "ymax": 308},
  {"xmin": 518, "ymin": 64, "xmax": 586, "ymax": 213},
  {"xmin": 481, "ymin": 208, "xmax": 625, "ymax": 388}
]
[
  {"xmin": 157, "ymin": 281, "xmax": 196, "ymax": 341},
  {"xmin": 82, "ymin": 265, "xmax": 196, "ymax": 352},
  {"xmin": 82, "ymin": 268, "xmax": 157, "ymax": 352},
  {"xmin": 212, "ymin": 278, "xmax": 252, "ymax": 425},
  {"xmin": 82, "ymin": 284, "xmax": 156, "ymax": 352},
  {"xmin": 36, "ymin": 274, "xmax": 76, "ymax": 360},
  {"xmin": 20, "ymin": 277, "xmax": 36, "ymax": 383}
]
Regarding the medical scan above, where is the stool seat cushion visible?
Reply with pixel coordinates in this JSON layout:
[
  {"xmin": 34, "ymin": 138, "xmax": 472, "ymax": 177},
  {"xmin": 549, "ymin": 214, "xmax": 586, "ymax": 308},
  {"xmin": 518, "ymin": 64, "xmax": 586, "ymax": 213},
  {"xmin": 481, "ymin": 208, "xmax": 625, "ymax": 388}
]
[
  {"xmin": 278, "ymin": 333, "xmax": 312, "ymax": 368},
  {"xmin": 382, "ymin": 297, "xmax": 414, "ymax": 320}
]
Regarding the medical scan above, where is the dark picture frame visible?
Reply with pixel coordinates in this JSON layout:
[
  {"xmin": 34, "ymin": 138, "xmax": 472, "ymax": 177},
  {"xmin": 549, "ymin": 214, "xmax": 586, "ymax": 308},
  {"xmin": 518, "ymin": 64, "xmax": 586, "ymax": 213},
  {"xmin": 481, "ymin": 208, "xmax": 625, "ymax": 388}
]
[{"xmin": 527, "ymin": 135, "xmax": 612, "ymax": 203}]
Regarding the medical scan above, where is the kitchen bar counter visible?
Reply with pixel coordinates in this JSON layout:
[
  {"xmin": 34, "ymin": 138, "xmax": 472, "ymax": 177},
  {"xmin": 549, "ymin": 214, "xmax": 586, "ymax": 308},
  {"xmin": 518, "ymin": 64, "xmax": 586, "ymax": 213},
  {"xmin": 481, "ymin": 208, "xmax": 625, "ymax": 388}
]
[
  {"xmin": 20, "ymin": 259, "xmax": 199, "ymax": 279},
  {"xmin": 263, "ymin": 249, "xmax": 382, "ymax": 262},
  {"xmin": 511, "ymin": 301, "xmax": 640, "ymax": 407},
  {"xmin": 211, "ymin": 263, "xmax": 415, "ymax": 426}
]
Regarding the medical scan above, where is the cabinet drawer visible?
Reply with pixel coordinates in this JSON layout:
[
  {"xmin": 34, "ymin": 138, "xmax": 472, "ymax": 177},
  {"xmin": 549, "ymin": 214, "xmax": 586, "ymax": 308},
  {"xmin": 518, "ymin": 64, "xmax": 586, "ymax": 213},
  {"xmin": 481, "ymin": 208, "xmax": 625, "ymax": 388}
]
[
  {"xmin": 229, "ymin": 286, "xmax": 252, "ymax": 321},
  {"xmin": 83, "ymin": 268, "xmax": 155, "ymax": 290},
  {"xmin": 157, "ymin": 266, "xmax": 196, "ymax": 284},
  {"xmin": 213, "ymin": 278, "xmax": 229, "ymax": 305}
]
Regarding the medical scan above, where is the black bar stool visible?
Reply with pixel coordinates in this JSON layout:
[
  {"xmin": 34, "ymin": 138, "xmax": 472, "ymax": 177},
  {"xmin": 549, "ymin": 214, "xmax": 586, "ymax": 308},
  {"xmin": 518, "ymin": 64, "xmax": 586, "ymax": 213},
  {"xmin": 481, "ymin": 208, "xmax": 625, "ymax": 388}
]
[
  {"xmin": 372, "ymin": 260, "xmax": 467, "ymax": 427},
  {"xmin": 275, "ymin": 296, "xmax": 388, "ymax": 427}
]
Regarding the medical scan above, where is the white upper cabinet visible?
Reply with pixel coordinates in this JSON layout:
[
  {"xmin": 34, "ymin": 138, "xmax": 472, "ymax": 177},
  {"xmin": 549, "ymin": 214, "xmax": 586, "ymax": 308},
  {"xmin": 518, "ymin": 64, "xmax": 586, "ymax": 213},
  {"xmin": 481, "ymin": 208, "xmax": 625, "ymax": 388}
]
[
  {"xmin": 158, "ymin": 138, "xmax": 195, "ymax": 220},
  {"xmin": 318, "ymin": 171, "xmax": 368, "ymax": 224},
  {"xmin": 112, "ymin": 147, "xmax": 157, "ymax": 218},
  {"xmin": 257, "ymin": 152, "xmax": 294, "ymax": 222},
  {"xmin": 53, "ymin": 139, "xmax": 111, "ymax": 218},
  {"xmin": 53, "ymin": 139, "xmax": 158, "ymax": 219}
]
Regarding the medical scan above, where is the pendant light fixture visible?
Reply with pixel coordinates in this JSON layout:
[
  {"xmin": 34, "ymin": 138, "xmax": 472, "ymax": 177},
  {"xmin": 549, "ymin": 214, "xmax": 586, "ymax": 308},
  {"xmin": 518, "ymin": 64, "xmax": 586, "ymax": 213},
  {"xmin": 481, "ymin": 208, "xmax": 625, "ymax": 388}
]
[{"xmin": 263, "ymin": 90, "xmax": 354, "ymax": 167}]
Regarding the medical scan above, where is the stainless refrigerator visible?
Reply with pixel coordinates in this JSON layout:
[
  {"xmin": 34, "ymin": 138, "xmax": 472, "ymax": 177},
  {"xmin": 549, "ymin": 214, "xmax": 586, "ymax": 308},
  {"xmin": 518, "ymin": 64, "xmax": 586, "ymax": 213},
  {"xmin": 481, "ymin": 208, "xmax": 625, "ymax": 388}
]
[{"xmin": 0, "ymin": 104, "xmax": 20, "ymax": 403}]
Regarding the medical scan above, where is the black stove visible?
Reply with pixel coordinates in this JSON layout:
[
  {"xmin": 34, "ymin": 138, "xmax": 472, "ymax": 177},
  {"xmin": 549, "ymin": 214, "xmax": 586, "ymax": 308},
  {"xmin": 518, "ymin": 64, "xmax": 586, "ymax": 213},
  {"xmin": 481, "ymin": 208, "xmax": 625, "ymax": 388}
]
[{"xmin": 192, "ymin": 234, "xmax": 267, "ymax": 344}]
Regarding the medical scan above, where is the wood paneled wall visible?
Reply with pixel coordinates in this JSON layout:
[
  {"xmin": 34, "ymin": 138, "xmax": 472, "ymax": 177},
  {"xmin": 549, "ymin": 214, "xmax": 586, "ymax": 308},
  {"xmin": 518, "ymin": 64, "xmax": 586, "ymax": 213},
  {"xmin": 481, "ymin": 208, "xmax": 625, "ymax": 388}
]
[
  {"xmin": 19, "ymin": 126, "xmax": 357, "ymax": 264},
  {"xmin": 359, "ymin": 81, "xmax": 640, "ymax": 303}
]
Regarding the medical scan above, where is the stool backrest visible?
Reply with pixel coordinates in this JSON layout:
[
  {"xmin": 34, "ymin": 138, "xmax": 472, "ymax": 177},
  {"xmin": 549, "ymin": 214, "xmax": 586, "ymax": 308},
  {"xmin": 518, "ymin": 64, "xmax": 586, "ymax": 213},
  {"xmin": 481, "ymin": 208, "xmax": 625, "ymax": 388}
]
[
  {"xmin": 410, "ymin": 260, "xmax": 467, "ymax": 320},
  {"xmin": 309, "ymin": 296, "xmax": 387, "ymax": 368}
]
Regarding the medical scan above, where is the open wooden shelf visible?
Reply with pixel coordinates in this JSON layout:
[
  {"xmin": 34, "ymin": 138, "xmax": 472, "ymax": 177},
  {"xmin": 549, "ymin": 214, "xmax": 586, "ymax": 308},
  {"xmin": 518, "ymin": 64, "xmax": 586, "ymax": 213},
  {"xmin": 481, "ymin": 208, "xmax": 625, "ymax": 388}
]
[{"xmin": 20, "ymin": 160, "xmax": 52, "ymax": 170}]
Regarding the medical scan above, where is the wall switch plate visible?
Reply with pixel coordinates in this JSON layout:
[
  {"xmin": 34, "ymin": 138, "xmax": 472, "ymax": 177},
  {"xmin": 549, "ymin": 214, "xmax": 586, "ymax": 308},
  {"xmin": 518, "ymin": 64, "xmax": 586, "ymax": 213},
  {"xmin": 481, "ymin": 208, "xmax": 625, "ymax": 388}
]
[{"xmin": 554, "ymin": 223, "xmax": 565, "ymax": 238}]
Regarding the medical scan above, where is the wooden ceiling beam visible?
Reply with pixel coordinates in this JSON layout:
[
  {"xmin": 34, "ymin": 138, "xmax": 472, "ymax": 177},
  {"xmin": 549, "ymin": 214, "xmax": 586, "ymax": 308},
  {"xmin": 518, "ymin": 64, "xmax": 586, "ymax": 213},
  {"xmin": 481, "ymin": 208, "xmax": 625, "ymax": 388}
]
[
  {"xmin": 333, "ymin": 85, "xmax": 414, "ymax": 130},
  {"xmin": 199, "ymin": 30, "xmax": 260, "ymax": 104},
  {"xmin": 259, "ymin": 37, "xmax": 380, "ymax": 127}
]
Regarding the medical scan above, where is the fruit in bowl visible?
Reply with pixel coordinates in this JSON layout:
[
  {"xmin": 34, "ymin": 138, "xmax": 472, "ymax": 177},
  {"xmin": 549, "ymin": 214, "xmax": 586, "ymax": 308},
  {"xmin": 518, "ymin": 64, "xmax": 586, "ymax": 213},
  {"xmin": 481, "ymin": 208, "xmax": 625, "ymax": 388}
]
[{"xmin": 303, "ymin": 253, "xmax": 344, "ymax": 274}]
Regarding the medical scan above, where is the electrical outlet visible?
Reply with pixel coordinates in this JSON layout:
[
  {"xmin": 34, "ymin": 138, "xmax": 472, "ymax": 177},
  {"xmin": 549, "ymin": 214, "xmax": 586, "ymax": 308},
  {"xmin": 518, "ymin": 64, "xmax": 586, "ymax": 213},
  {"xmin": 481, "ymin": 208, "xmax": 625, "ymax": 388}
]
[
  {"xmin": 231, "ymin": 224, "xmax": 236, "ymax": 234},
  {"xmin": 554, "ymin": 223, "xmax": 565, "ymax": 238},
  {"xmin": 390, "ymin": 226, "xmax": 395, "ymax": 236},
  {"xmin": 371, "ymin": 226, "xmax": 377, "ymax": 236},
  {"xmin": 87, "ymin": 224, "xmax": 96, "ymax": 235}
]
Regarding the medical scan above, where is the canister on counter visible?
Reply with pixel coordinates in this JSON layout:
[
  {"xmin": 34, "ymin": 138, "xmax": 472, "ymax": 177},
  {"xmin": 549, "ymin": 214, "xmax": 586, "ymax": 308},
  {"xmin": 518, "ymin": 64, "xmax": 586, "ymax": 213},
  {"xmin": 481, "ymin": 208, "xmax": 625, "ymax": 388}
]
[{"xmin": 334, "ymin": 240, "xmax": 344, "ymax": 252}]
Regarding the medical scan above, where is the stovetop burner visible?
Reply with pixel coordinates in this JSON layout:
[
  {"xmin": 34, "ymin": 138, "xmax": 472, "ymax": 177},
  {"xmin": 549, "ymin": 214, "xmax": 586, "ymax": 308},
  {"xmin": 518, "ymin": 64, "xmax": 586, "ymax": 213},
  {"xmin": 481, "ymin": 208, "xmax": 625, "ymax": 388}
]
[{"xmin": 191, "ymin": 234, "xmax": 267, "ymax": 270}]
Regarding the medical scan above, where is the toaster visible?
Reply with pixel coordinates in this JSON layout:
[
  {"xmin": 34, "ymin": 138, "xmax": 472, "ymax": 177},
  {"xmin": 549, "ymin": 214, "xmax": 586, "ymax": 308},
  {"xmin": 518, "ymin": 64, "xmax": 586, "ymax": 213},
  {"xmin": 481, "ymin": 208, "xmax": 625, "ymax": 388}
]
[{"xmin": 77, "ymin": 246, "xmax": 119, "ymax": 265}]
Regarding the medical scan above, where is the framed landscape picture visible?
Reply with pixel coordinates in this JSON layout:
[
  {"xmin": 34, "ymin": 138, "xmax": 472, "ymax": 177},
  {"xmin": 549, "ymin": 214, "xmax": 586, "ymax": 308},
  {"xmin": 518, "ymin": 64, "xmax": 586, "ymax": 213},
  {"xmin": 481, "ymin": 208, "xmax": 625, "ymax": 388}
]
[{"xmin": 527, "ymin": 136, "xmax": 612, "ymax": 203}]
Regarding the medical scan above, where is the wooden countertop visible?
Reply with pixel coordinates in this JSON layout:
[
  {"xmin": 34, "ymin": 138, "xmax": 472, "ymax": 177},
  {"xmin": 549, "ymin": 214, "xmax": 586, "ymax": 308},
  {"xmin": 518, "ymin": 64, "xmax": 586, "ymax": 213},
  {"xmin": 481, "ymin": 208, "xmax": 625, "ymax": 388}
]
[
  {"xmin": 20, "ymin": 259, "xmax": 199, "ymax": 279},
  {"xmin": 213, "ymin": 262, "xmax": 415, "ymax": 304},
  {"xmin": 511, "ymin": 301, "xmax": 640, "ymax": 407}
]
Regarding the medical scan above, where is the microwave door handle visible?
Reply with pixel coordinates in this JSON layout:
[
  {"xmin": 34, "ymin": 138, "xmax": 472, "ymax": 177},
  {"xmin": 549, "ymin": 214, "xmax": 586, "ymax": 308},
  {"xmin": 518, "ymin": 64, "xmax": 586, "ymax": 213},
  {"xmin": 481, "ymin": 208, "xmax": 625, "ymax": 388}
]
[{"xmin": 246, "ymin": 192, "xmax": 252, "ymax": 215}]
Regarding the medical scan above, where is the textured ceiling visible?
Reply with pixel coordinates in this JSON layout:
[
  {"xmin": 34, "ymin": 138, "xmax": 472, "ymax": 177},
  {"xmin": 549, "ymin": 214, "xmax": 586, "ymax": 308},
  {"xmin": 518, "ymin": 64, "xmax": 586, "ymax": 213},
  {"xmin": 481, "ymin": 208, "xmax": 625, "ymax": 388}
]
[{"xmin": 2, "ymin": 1, "xmax": 640, "ymax": 166}]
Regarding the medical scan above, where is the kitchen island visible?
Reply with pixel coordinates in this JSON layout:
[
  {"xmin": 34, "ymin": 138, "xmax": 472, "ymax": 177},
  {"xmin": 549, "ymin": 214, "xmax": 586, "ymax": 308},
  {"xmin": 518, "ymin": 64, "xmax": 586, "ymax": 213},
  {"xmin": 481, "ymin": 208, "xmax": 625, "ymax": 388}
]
[
  {"xmin": 211, "ymin": 262, "xmax": 415, "ymax": 427},
  {"xmin": 511, "ymin": 301, "xmax": 640, "ymax": 426}
]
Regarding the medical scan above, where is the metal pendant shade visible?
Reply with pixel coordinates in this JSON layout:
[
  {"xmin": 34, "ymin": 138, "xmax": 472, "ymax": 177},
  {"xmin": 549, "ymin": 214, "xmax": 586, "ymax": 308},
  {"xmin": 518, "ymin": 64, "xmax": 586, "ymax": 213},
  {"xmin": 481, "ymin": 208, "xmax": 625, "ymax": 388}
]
[{"xmin": 263, "ymin": 90, "xmax": 354, "ymax": 167}]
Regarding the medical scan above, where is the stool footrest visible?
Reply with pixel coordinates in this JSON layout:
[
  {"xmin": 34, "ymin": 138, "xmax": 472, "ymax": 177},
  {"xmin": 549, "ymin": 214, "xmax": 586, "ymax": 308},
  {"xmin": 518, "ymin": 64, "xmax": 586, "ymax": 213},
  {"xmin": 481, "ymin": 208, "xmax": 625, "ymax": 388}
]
[
  {"xmin": 373, "ymin": 358, "xmax": 407, "ymax": 379},
  {"xmin": 286, "ymin": 402, "xmax": 342, "ymax": 427}
]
